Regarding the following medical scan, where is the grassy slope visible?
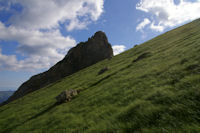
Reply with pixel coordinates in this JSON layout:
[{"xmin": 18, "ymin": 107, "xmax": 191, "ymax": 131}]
[{"xmin": 0, "ymin": 19, "xmax": 200, "ymax": 133}]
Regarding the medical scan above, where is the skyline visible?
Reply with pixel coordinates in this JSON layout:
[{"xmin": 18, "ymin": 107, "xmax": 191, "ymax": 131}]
[{"xmin": 0, "ymin": 0, "xmax": 200, "ymax": 90}]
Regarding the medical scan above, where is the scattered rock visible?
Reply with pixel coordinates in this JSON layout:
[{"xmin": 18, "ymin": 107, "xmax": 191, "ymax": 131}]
[
  {"xmin": 98, "ymin": 67, "xmax": 109, "ymax": 75},
  {"xmin": 56, "ymin": 90, "xmax": 79, "ymax": 103},
  {"xmin": 133, "ymin": 52, "xmax": 151, "ymax": 63},
  {"xmin": 4, "ymin": 31, "xmax": 113, "ymax": 105}
]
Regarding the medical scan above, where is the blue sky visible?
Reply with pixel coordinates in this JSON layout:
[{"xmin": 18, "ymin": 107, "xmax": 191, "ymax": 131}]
[{"xmin": 0, "ymin": 0, "xmax": 200, "ymax": 91}]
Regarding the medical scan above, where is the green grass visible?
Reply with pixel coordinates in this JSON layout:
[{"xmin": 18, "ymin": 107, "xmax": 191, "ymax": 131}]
[{"xmin": 1, "ymin": 19, "xmax": 200, "ymax": 133}]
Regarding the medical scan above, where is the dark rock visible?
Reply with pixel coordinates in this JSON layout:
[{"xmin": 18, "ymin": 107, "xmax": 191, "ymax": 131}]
[
  {"xmin": 3, "ymin": 31, "xmax": 113, "ymax": 105},
  {"xmin": 98, "ymin": 67, "xmax": 109, "ymax": 75},
  {"xmin": 132, "ymin": 52, "xmax": 151, "ymax": 63},
  {"xmin": 56, "ymin": 90, "xmax": 79, "ymax": 103}
]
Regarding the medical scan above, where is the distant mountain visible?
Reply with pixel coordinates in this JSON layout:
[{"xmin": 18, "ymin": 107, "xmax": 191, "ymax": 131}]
[
  {"xmin": 4, "ymin": 31, "xmax": 113, "ymax": 105},
  {"xmin": 0, "ymin": 91, "xmax": 15, "ymax": 103}
]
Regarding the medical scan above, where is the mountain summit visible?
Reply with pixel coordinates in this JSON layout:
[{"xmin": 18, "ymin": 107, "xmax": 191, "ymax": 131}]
[{"xmin": 4, "ymin": 31, "xmax": 113, "ymax": 104}]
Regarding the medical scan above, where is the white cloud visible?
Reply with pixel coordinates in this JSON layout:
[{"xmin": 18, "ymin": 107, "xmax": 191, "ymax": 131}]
[
  {"xmin": 8, "ymin": 0, "xmax": 104, "ymax": 31},
  {"xmin": 0, "ymin": 48, "xmax": 53, "ymax": 71},
  {"xmin": 66, "ymin": 19, "xmax": 89, "ymax": 31},
  {"xmin": 0, "ymin": 22, "xmax": 76, "ymax": 57},
  {"xmin": 0, "ymin": 23, "xmax": 76, "ymax": 71},
  {"xmin": 136, "ymin": 18, "xmax": 150, "ymax": 31},
  {"xmin": 0, "ymin": 22, "xmax": 76, "ymax": 71},
  {"xmin": 0, "ymin": 0, "xmax": 104, "ymax": 71},
  {"xmin": 150, "ymin": 22, "xmax": 165, "ymax": 32},
  {"xmin": 136, "ymin": 0, "xmax": 200, "ymax": 32},
  {"xmin": 112, "ymin": 45, "xmax": 126, "ymax": 55}
]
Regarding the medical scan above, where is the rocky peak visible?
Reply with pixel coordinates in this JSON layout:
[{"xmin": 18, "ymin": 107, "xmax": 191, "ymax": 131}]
[
  {"xmin": 93, "ymin": 31, "xmax": 107, "ymax": 40},
  {"xmin": 2, "ymin": 31, "xmax": 113, "ymax": 105}
]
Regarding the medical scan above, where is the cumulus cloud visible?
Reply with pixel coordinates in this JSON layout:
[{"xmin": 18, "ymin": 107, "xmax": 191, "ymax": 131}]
[
  {"xmin": 112, "ymin": 45, "xmax": 126, "ymax": 55},
  {"xmin": 8, "ymin": 0, "xmax": 104, "ymax": 31},
  {"xmin": 0, "ymin": 22, "xmax": 75, "ymax": 57},
  {"xmin": 0, "ymin": 0, "xmax": 104, "ymax": 71},
  {"xmin": 0, "ymin": 48, "xmax": 54, "ymax": 71},
  {"xmin": 136, "ymin": 0, "xmax": 200, "ymax": 32},
  {"xmin": 136, "ymin": 18, "xmax": 150, "ymax": 31},
  {"xmin": 0, "ymin": 22, "xmax": 76, "ymax": 71}
]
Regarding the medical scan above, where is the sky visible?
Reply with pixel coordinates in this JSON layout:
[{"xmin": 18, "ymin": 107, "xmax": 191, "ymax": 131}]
[{"xmin": 0, "ymin": 0, "xmax": 200, "ymax": 91}]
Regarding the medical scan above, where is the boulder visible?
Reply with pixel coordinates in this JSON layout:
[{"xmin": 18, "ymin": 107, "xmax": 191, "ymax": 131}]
[{"xmin": 56, "ymin": 90, "xmax": 79, "ymax": 103}]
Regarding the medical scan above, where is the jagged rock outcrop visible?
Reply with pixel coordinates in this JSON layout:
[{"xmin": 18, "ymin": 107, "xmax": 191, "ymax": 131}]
[{"xmin": 3, "ymin": 31, "xmax": 113, "ymax": 105}]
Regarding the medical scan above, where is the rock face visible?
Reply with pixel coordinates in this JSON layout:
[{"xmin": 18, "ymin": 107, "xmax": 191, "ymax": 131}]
[
  {"xmin": 56, "ymin": 90, "xmax": 79, "ymax": 103},
  {"xmin": 4, "ymin": 31, "xmax": 113, "ymax": 105}
]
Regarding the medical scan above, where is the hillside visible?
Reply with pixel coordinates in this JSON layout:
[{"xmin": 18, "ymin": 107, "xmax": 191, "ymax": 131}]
[
  {"xmin": 0, "ymin": 19, "xmax": 200, "ymax": 132},
  {"xmin": 4, "ymin": 31, "xmax": 113, "ymax": 105},
  {"xmin": 0, "ymin": 91, "xmax": 14, "ymax": 103}
]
